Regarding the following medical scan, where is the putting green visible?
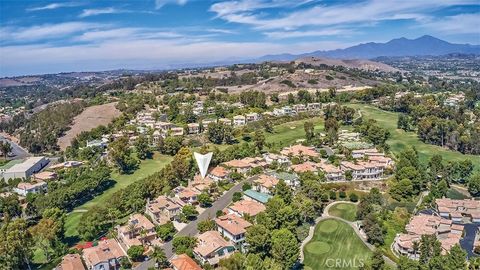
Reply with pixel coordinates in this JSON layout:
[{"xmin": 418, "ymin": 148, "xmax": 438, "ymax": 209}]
[
  {"xmin": 318, "ymin": 219, "xmax": 338, "ymax": 233},
  {"xmin": 328, "ymin": 203, "xmax": 358, "ymax": 222},
  {"xmin": 306, "ymin": 241, "xmax": 331, "ymax": 255}
]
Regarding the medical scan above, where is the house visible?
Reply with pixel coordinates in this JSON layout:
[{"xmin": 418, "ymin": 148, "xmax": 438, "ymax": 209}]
[
  {"xmin": 156, "ymin": 121, "xmax": 173, "ymax": 132},
  {"xmin": 282, "ymin": 106, "xmax": 294, "ymax": 115},
  {"xmin": 170, "ymin": 254, "xmax": 202, "ymax": 270},
  {"xmin": 174, "ymin": 186, "xmax": 201, "ymax": 204},
  {"xmin": 393, "ymin": 214, "xmax": 464, "ymax": 259},
  {"xmin": 56, "ymin": 254, "xmax": 85, "ymax": 270},
  {"xmin": 293, "ymin": 104, "xmax": 307, "ymax": 113},
  {"xmin": 307, "ymin": 103, "xmax": 321, "ymax": 111},
  {"xmin": 280, "ymin": 144, "xmax": 319, "ymax": 158},
  {"xmin": 218, "ymin": 118, "xmax": 232, "ymax": 126},
  {"xmin": 215, "ymin": 214, "xmax": 252, "ymax": 245},
  {"xmin": 436, "ymin": 198, "xmax": 480, "ymax": 223},
  {"xmin": 117, "ymin": 214, "xmax": 157, "ymax": 249},
  {"xmin": 86, "ymin": 139, "xmax": 108, "ymax": 148},
  {"xmin": 170, "ymin": 127, "xmax": 184, "ymax": 136},
  {"xmin": 253, "ymin": 174, "xmax": 279, "ymax": 194},
  {"xmin": 267, "ymin": 171, "xmax": 300, "ymax": 189},
  {"xmin": 273, "ymin": 108, "xmax": 285, "ymax": 116},
  {"xmin": 243, "ymin": 189, "xmax": 272, "ymax": 204},
  {"xmin": 222, "ymin": 159, "xmax": 251, "ymax": 174},
  {"xmin": 208, "ymin": 166, "xmax": 230, "ymax": 182},
  {"xmin": 290, "ymin": 161, "xmax": 319, "ymax": 173},
  {"xmin": 193, "ymin": 231, "xmax": 235, "ymax": 265},
  {"xmin": 245, "ymin": 112, "xmax": 260, "ymax": 122},
  {"xmin": 1, "ymin": 156, "xmax": 49, "ymax": 181},
  {"xmin": 351, "ymin": 148, "xmax": 382, "ymax": 159},
  {"xmin": 187, "ymin": 123, "xmax": 200, "ymax": 134},
  {"xmin": 340, "ymin": 161, "xmax": 385, "ymax": 180},
  {"xmin": 13, "ymin": 181, "xmax": 47, "ymax": 196},
  {"xmin": 82, "ymin": 239, "xmax": 126, "ymax": 270},
  {"xmin": 317, "ymin": 163, "xmax": 345, "ymax": 181},
  {"xmin": 233, "ymin": 115, "xmax": 246, "ymax": 126},
  {"xmin": 33, "ymin": 171, "xmax": 57, "ymax": 181},
  {"xmin": 145, "ymin": 195, "xmax": 184, "ymax": 225},
  {"xmin": 228, "ymin": 199, "xmax": 266, "ymax": 217},
  {"xmin": 262, "ymin": 153, "xmax": 290, "ymax": 166},
  {"xmin": 201, "ymin": 119, "xmax": 215, "ymax": 131}
]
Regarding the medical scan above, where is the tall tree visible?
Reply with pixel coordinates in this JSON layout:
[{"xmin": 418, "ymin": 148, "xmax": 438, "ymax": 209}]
[{"xmin": 270, "ymin": 228, "xmax": 299, "ymax": 270}]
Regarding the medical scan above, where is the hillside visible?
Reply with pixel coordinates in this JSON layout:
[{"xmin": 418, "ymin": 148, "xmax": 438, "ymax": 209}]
[{"xmin": 294, "ymin": 57, "xmax": 399, "ymax": 72}]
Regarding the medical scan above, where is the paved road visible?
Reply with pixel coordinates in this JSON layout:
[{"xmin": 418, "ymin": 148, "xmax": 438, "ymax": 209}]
[
  {"xmin": 135, "ymin": 179, "xmax": 249, "ymax": 270},
  {"xmin": 0, "ymin": 135, "xmax": 30, "ymax": 160}
]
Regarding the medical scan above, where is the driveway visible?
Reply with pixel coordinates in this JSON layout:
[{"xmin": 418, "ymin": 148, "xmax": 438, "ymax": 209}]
[
  {"xmin": 135, "ymin": 178, "xmax": 250, "ymax": 270},
  {"xmin": 0, "ymin": 135, "xmax": 30, "ymax": 160},
  {"xmin": 460, "ymin": 223, "xmax": 480, "ymax": 258}
]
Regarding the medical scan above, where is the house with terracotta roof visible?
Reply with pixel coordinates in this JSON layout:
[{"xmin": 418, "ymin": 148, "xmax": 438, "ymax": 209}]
[
  {"xmin": 117, "ymin": 214, "xmax": 158, "ymax": 249},
  {"xmin": 215, "ymin": 213, "xmax": 252, "ymax": 245},
  {"xmin": 393, "ymin": 214, "xmax": 464, "ymax": 259},
  {"xmin": 208, "ymin": 166, "xmax": 230, "ymax": 182},
  {"xmin": 317, "ymin": 163, "xmax": 345, "ymax": 181},
  {"xmin": 253, "ymin": 174, "xmax": 279, "ymax": 194},
  {"xmin": 82, "ymin": 239, "xmax": 126, "ymax": 270},
  {"xmin": 193, "ymin": 231, "xmax": 235, "ymax": 265},
  {"xmin": 436, "ymin": 198, "xmax": 480, "ymax": 223},
  {"xmin": 170, "ymin": 254, "xmax": 203, "ymax": 270},
  {"xmin": 340, "ymin": 161, "xmax": 385, "ymax": 180},
  {"xmin": 222, "ymin": 159, "xmax": 251, "ymax": 174},
  {"xmin": 174, "ymin": 186, "xmax": 201, "ymax": 204},
  {"xmin": 227, "ymin": 199, "xmax": 266, "ymax": 217},
  {"xmin": 145, "ymin": 195, "xmax": 184, "ymax": 225},
  {"xmin": 280, "ymin": 144, "xmax": 319, "ymax": 159},
  {"xmin": 290, "ymin": 161, "xmax": 319, "ymax": 173},
  {"xmin": 56, "ymin": 254, "xmax": 85, "ymax": 270},
  {"xmin": 13, "ymin": 181, "xmax": 47, "ymax": 196}
]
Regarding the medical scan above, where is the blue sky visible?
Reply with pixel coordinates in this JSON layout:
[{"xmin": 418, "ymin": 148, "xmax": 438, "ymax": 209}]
[{"xmin": 0, "ymin": 0, "xmax": 479, "ymax": 76}]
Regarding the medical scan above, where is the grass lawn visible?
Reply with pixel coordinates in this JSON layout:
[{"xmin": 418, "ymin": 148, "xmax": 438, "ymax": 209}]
[
  {"xmin": 64, "ymin": 152, "xmax": 172, "ymax": 239},
  {"xmin": 328, "ymin": 203, "xmax": 358, "ymax": 222},
  {"xmin": 303, "ymin": 219, "xmax": 372, "ymax": 270},
  {"xmin": 265, "ymin": 116, "xmax": 325, "ymax": 150},
  {"xmin": 348, "ymin": 104, "xmax": 480, "ymax": 170}
]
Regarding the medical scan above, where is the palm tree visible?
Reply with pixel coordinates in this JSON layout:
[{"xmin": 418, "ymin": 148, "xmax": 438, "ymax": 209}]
[
  {"xmin": 127, "ymin": 223, "xmax": 137, "ymax": 239},
  {"xmin": 151, "ymin": 246, "xmax": 169, "ymax": 269}
]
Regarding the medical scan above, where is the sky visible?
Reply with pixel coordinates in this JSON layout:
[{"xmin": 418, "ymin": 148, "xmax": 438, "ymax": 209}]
[{"xmin": 0, "ymin": 0, "xmax": 479, "ymax": 77}]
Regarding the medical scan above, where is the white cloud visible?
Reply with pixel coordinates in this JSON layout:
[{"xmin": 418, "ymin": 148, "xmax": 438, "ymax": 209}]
[
  {"xmin": 79, "ymin": 8, "xmax": 123, "ymax": 18},
  {"xmin": 206, "ymin": 28, "xmax": 236, "ymax": 34},
  {"xmin": 422, "ymin": 13, "xmax": 480, "ymax": 34},
  {"xmin": 155, "ymin": 0, "xmax": 188, "ymax": 9},
  {"xmin": 1, "ymin": 22, "xmax": 104, "ymax": 42},
  {"xmin": 27, "ymin": 2, "xmax": 81, "ymax": 11}
]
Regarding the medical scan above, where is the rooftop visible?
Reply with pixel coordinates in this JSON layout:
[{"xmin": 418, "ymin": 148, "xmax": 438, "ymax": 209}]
[
  {"xmin": 243, "ymin": 189, "xmax": 272, "ymax": 204},
  {"xmin": 170, "ymin": 254, "xmax": 202, "ymax": 270},
  {"xmin": 229, "ymin": 199, "xmax": 266, "ymax": 217},
  {"xmin": 194, "ymin": 231, "xmax": 232, "ymax": 257},
  {"xmin": 215, "ymin": 213, "xmax": 252, "ymax": 235}
]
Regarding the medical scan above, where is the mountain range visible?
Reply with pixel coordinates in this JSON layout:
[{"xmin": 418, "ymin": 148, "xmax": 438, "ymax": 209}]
[{"xmin": 255, "ymin": 35, "xmax": 480, "ymax": 62}]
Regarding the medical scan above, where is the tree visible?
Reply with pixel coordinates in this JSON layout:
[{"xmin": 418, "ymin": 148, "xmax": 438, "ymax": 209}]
[
  {"xmin": 468, "ymin": 172, "xmax": 480, "ymax": 196},
  {"xmin": 445, "ymin": 244, "xmax": 467, "ymax": 270},
  {"xmin": 232, "ymin": 192, "xmax": 242, "ymax": 202},
  {"xmin": 182, "ymin": 205, "xmax": 199, "ymax": 221},
  {"xmin": 156, "ymin": 221, "xmax": 176, "ymax": 241},
  {"xmin": 0, "ymin": 141, "xmax": 12, "ymax": 159},
  {"xmin": 304, "ymin": 121, "xmax": 315, "ymax": 142},
  {"xmin": 162, "ymin": 136, "xmax": 183, "ymax": 155},
  {"xmin": 134, "ymin": 135, "xmax": 151, "ymax": 159},
  {"xmin": 270, "ymin": 228, "xmax": 299, "ymax": 269},
  {"xmin": 108, "ymin": 136, "xmax": 138, "ymax": 174},
  {"xmin": 370, "ymin": 249, "xmax": 385, "ymax": 270},
  {"xmin": 270, "ymin": 93, "xmax": 279, "ymax": 103},
  {"xmin": 349, "ymin": 193, "xmax": 359, "ymax": 202},
  {"xmin": 0, "ymin": 219, "xmax": 33, "ymax": 270},
  {"xmin": 152, "ymin": 246, "xmax": 169, "ymax": 268},
  {"xmin": 274, "ymin": 180, "xmax": 292, "ymax": 204},
  {"xmin": 197, "ymin": 219, "xmax": 216, "ymax": 233},
  {"xmin": 127, "ymin": 245, "xmax": 144, "ymax": 261},
  {"xmin": 172, "ymin": 236, "xmax": 197, "ymax": 255},
  {"xmin": 198, "ymin": 193, "xmax": 213, "ymax": 207},
  {"xmin": 246, "ymin": 224, "xmax": 271, "ymax": 258},
  {"xmin": 390, "ymin": 179, "xmax": 414, "ymax": 201},
  {"xmin": 30, "ymin": 217, "xmax": 61, "ymax": 262},
  {"xmin": 287, "ymin": 93, "xmax": 295, "ymax": 104},
  {"xmin": 254, "ymin": 130, "xmax": 265, "ymax": 152}
]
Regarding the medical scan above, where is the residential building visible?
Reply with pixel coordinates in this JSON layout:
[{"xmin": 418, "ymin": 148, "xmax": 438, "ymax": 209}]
[
  {"xmin": 253, "ymin": 174, "xmax": 279, "ymax": 194},
  {"xmin": 86, "ymin": 139, "xmax": 108, "ymax": 148},
  {"xmin": 56, "ymin": 254, "xmax": 85, "ymax": 270},
  {"xmin": 233, "ymin": 115, "xmax": 246, "ymax": 126},
  {"xmin": 13, "ymin": 181, "xmax": 47, "ymax": 196},
  {"xmin": 340, "ymin": 161, "xmax": 385, "ymax": 180},
  {"xmin": 245, "ymin": 112, "xmax": 260, "ymax": 122},
  {"xmin": 174, "ymin": 186, "xmax": 200, "ymax": 204},
  {"xmin": 393, "ymin": 214, "xmax": 464, "ymax": 259},
  {"xmin": 208, "ymin": 166, "xmax": 230, "ymax": 182},
  {"xmin": 263, "ymin": 153, "xmax": 290, "ymax": 166},
  {"xmin": 215, "ymin": 213, "xmax": 252, "ymax": 245},
  {"xmin": 218, "ymin": 118, "xmax": 232, "ymax": 126},
  {"xmin": 82, "ymin": 239, "xmax": 126, "ymax": 270},
  {"xmin": 187, "ymin": 123, "xmax": 200, "ymax": 134},
  {"xmin": 117, "ymin": 214, "xmax": 157, "ymax": 249},
  {"xmin": 243, "ymin": 189, "xmax": 272, "ymax": 204},
  {"xmin": 307, "ymin": 103, "xmax": 321, "ymax": 111},
  {"xmin": 170, "ymin": 254, "xmax": 203, "ymax": 270},
  {"xmin": 145, "ymin": 195, "xmax": 184, "ymax": 225},
  {"xmin": 170, "ymin": 127, "xmax": 184, "ymax": 137},
  {"xmin": 1, "ymin": 156, "xmax": 49, "ymax": 181},
  {"xmin": 293, "ymin": 104, "xmax": 307, "ymax": 113},
  {"xmin": 193, "ymin": 231, "xmax": 235, "ymax": 265},
  {"xmin": 222, "ymin": 159, "xmax": 251, "ymax": 174},
  {"xmin": 267, "ymin": 171, "xmax": 300, "ymax": 189},
  {"xmin": 201, "ymin": 119, "xmax": 215, "ymax": 131},
  {"xmin": 351, "ymin": 148, "xmax": 382, "ymax": 159},
  {"xmin": 290, "ymin": 161, "xmax": 319, "ymax": 173},
  {"xmin": 280, "ymin": 144, "xmax": 319, "ymax": 158},
  {"xmin": 282, "ymin": 106, "xmax": 294, "ymax": 115},
  {"xmin": 317, "ymin": 163, "xmax": 345, "ymax": 181},
  {"xmin": 436, "ymin": 198, "xmax": 480, "ymax": 223},
  {"xmin": 228, "ymin": 199, "xmax": 266, "ymax": 217}
]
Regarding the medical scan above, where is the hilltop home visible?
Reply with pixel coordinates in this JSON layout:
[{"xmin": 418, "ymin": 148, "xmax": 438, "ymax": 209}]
[
  {"xmin": 145, "ymin": 196, "xmax": 184, "ymax": 225},
  {"xmin": 307, "ymin": 103, "xmax": 321, "ymax": 111},
  {"xmin": 193, "ymin": 231, "xmax": 235, "ymax": 266},
  {"xmin": 317, "ymin": 163, "xmax": 345, "ymax": 181},
  {"xmin": 233, "ymin": 115, "xmax": 246, "ymax": 126},
  {"xmin": 340, "ymin": 161, "xmax": 385, "ymax": 180},
  {"xmin": 117, "ymin": 214, "xmax": 157, "ymax": 249},
  {"xmin": 82, "ymin": 239, "xmax": 126, "ymax": 270},
  {"xmin": 14, "ymin": 181, "xmax": 47, "ymax": 196},
  {"xmin": 245, "ymin": 112, "xmax": 260, "ymax": 122},
  {"xmin": 218, "ymin": 118, "xmax": 232, "ymax": 126},
  {"xmin": 170, "ymin": 127, "xmax": 184, "ymax": 137},
  {"xmin": 187, "ymin": 123, "xmax": 200, "ymax": 134},
  {"xmin": 293, "ymin": 104, "xmax": 307, "ymax": 113},
  {"xmin": 215, "ymin": 213, "xmax": 252, "ymax": 245}
]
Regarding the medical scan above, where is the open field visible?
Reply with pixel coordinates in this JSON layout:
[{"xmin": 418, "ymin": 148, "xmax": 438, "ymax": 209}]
[
  {"xmin": 265, "ymin": 116, "xmax": 325, "ymax": 150},
  {"xmin": 328, "ymin": 203, "xmax": 358, "ymax": 222},
  {"xmin": 64, "ymin": 152, "xmax": 172, "ymax": 238},
  {"xmin": 348, "ymin": 104, "xmax": 480, "ymax": 169},
  {"xmin": 303, "ymin": 219, "xmax": 372, "ymax": 270},
  {"xmin": 58, "ymin": 102, "xmax": 121, "ymax": 150}
]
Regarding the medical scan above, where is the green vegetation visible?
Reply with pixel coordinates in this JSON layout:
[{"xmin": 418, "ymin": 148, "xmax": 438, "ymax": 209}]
[
  {"xmin": 303, "ymin": 219, "xmax": 372, "ymax": 270},
  {"xmin": 264, "ymin": 117, "xmax": 324, "ymax": 150},
  {"xmin": 64, "ymin": 152, "xmax": 172, "ymax": 238},
  {"xmin": 328, "ymin": 203, "xmax": 358, "ymax": 222},
  {"xmin": 348, "ymin": 104, "xmax": 480, "ymax": 169}
]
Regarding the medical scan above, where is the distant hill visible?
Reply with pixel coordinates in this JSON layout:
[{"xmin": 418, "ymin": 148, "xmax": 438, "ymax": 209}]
[
  {"xmin": 294, "ymin": 57, "xmax": 399, "ymax": 72},
  {"xmin": 256, "ymin": 35, "xmax": 480, "ymax": 61}
]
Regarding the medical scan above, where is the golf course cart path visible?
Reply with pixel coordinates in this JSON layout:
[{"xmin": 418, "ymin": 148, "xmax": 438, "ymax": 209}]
[{"xmin": 300, "ymin": 201, "xmax": 397, "ymax": 267}]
